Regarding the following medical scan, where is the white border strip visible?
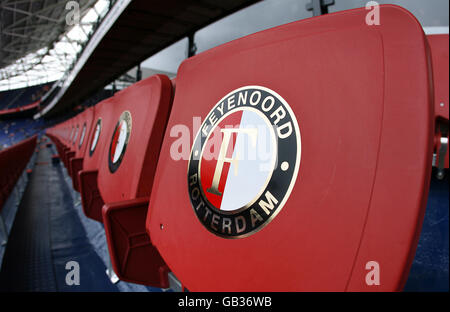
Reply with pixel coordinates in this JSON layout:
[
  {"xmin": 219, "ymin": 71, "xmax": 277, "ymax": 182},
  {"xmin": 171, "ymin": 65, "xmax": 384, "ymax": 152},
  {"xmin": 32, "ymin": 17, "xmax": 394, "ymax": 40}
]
[{"xmin": 423, "ymin": 26, "xmax": 449, "ymax": 35}]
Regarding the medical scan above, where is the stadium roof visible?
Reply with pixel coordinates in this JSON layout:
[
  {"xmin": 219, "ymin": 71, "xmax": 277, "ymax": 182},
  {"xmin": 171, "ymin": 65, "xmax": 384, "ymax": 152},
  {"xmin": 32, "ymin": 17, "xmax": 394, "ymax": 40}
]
[
  {"xmin": 35, "ymin": 0, "xmax": 260, "ymax": 118},
  {"xmin": 0, "ymin": 0, "xmax": 111, "ymax": 91}
]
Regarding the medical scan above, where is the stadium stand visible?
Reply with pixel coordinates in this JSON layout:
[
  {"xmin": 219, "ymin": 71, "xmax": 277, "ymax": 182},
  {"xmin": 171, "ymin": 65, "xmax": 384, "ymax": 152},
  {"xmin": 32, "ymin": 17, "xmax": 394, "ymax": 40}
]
[
  {"xmin": 67, "ymin": 107, "xmax": 96, "ymax": 191},
  {"xmin": 0, "ymin": 136, "xmax": 37, "ymax": 244},
  {"xmin": 43, "ymin": 5, "xmax": 449, "ymax": 292},
  {"xmin": 0, "ymin": 118, "xmax": 48, "ymax": 150},
  {"xmin": 0, "ymin": 83, "xmax": 53, "ymax": 119},
  {"xmin": 145, "ymin": 5, "xmax": 434, "ymax": 291},
  {"xmin": 0, "ymin": 83, "xmax": 52, "ymax": 110},
  {"xmin": 1, "ymin": 1, "xmax": 448, "ymax": 293},
  {"xmin": 48, "ymin": 74, "xmax": 173, "ymax": 287}
]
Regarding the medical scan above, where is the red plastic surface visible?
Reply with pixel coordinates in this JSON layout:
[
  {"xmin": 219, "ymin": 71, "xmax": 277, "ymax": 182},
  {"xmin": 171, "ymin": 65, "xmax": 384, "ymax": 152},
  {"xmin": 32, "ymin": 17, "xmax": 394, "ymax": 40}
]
[
  {"xmin": 78, "ymin": 97, "xmax": 116, "ymax": 221},
  {"xmin": 146, "ymin": 5, "xmax": 433, "ymax": 291},
  {"xmin": 0, "ymin": 136, "xmax": 37, "ymax": 211},
  {"xmin": 96, "ymin": 74, "xmax": 173, "ymax": 204},
  {"xmin": 99, "ymin": 74, "xmax": 173, "ymax": 285},
  {"xmin": 70, "ymin": 157, "xmax": 83, "ymax": 191},
  {"xmin": 69, "ymin": 107, "xmax": 96, "ymax": 191},
  {"xmin": 102, "ymin": 197, "xmax": 169, "ymax": 287},
  {"xmin": 428, "ymin": 34, "xmax": 449, "ymax": 169},
  {"xmin": 79, "ymin": 170, "xmax": 104, "ymax": 222},
  {"xmin": 428, "ymin": 34, "xmax": 449, "ymax": 122}
]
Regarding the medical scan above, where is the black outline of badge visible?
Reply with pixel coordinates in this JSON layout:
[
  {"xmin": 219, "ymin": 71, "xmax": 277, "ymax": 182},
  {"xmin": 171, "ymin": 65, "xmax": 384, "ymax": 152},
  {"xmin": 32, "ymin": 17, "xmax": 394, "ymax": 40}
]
[
  {"xmin": 69, "ymin": 126, "xmax": 74, "ymax": 142},
  {"xmin": 78, "ymin": 122, "xmax": 87, "ymax": 149},
  {"xmin": 72, "ymin": 124, "xmax": 79, "ymax": 145},
  {"xmin": 89, "ymin": 118, "xmax": 102, "ymax": 157},
  {"xmin": 187, "ymin": 86, "xmax": 301, "ymax": 239},
  {"xmin": 108, "ymin": 111, "xmax": 132, "ymax": 173}
]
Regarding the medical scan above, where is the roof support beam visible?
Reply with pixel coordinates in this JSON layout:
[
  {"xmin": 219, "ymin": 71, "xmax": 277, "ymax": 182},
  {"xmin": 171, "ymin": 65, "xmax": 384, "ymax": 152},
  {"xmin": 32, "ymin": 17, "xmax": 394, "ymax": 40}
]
[{"xmin": 0, "ymin": 5, "xmax": 60, "ymax": 23}]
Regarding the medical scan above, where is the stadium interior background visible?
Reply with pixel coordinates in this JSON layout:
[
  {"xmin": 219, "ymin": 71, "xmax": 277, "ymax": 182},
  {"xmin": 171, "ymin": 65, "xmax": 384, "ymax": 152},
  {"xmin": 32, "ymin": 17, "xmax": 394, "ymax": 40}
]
[{"xmin": 0, "ymin": 0, "xmax": 448, "ymax": 292}]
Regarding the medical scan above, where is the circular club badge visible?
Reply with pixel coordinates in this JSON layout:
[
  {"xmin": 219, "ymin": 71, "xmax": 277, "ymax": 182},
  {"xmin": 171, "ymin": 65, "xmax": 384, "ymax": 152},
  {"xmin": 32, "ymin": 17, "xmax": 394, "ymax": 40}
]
[
  {"xmin": 72, "ymin": 125, "xmax": 79, "ymax": 145},
  {"xmin": 188, "ymin": 86, "xmax": 301, "ymax": 239},
  {"xmin": 69, "ymin": 127, "xmax": 74, "ymax": 142},
  {"xmin": 89, "ymin": 118, "xmax": 101, "ymax": 156},
  {"xmin": 108, "ymin": 111, "xmax": 132, "ymax": 173},
  {"xmin": 78, "ymin": 122, "xmax": 87, "ymax": 149}
]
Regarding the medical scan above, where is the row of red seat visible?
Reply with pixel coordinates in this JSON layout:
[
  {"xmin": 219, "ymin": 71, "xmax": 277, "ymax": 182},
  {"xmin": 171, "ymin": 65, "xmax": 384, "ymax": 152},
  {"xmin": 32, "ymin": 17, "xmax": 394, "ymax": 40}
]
[
  {"xmin": 0, "ymin": 135, "xmax": 37, "ymax": 211},
  {"xmin": 0, "ymin": 101, "xmax": 40, "ymax": 117},
  {"xmin": 46, "ymin": 6, "xmax": 448, "ymax": 291},
  {"xmin": 48, "ymin": 75, "xmax": 173, "ymax": 287}
]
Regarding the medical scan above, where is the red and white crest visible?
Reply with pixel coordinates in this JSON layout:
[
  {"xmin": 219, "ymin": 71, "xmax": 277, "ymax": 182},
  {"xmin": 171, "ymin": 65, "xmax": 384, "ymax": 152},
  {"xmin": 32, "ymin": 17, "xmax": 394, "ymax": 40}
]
[
  {"xmin": 72, "ymin": 125, "xmax": 79, "ymax": 145},
  {"xmin": 89, "ymin": 118, "xmax": 101, "ymax": 156},
  {"xmin": 188, "ymin": 86, "xmax": 301, "ymax": 238},
  {"xmin": 78, "ymin": 122, "xmax": 86, "ymax": 149},
  {"xmin": 108, "ymin": 111, "xmax": 132, "ymax": 173}
]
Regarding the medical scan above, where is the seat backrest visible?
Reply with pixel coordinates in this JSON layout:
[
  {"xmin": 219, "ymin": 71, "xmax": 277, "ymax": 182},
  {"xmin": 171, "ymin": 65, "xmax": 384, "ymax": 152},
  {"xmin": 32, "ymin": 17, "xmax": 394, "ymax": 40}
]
[
  {"xmin": 0, "ymin": 136, "xmax": 37, "ymax": 209},
  {"xmin": 146, "ymin": 5, "xmax": 433, "ymax": 291},
  {"xmin": 428, "ymin": 34, "xmax": 449, "ymax": 171},
  {"xmin": 428, "ymin": 34, "xmax": 449, "ymax": 122},
  {"xmin": 68, "ymin": 119, "xmax": 75, "ymax": 147},
  {"xmin": 74, "ymin": 107, "xmax": 95, "ymax": 159},
  {"xmin": 96, "ymin": 74, "xmax": 173, "ymax": 204},
  {"xmin": 72, "ymin": 113, "xmax": 84, "ymax": 154},
  {"xmin": 65, "ymin": 121, "xmax": 72, "ymax": 144},
  {"xmin": 67, "ymin": 107, "xmax": 96, "ymax": 187},
  {"xmin": 63, "ymin": 124, "xmax": 69, "ymax": 144},
  {"xmin": 77, "ymin": 97, "xmax": 117, "ymax": 220},
  {"xmin": 82, "ymin": 97, "xmax": 117, "ymax": 172},
  {"xmin": 95, "ymin": 74, "xmax": 173, "ymax": 287},
  {"xmin": 71, "ymin": 115, "xmax": 80, "ymax": 149},
  {"xmin": 63, "ymin": 114, "xmax": 82, "ymax": 168}
]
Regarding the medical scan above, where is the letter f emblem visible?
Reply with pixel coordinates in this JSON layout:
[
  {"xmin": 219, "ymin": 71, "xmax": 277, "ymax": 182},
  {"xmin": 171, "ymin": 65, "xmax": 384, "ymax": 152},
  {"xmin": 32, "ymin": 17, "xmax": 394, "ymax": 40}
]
[{"xmin": 207, "ymin": 128, "xmax": 257, "ymax": 196}]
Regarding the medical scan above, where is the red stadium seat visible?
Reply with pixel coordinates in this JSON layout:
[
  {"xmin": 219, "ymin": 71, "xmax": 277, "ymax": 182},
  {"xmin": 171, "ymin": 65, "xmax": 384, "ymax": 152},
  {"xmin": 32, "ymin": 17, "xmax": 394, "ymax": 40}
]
[
  {"xmin": 69, "ymin": 107, "xmax": 96, "ymax": 191},
  {"xmin": 64, "ymin": 115, "xmax": 81, "ymax": 170},
  {"xmin": 146, "ymin": 5, "xmax": 433, "ymax": 291},
  {"xmin": 79, "ymin": 74, "xmax": 173, "ymax": 287},
  {"xmin": 428, "ymin": 34, "xmax": 449, "ymax": 122},
  {"xmin": 59, "ymin": 120, "xmax": 75, "ymax": 168},
  {"xmin": 78, "ymin": 97, "xmax": 117, "ymax": 222},
  {"xmin": 428, "ymin": 34, "xmax": 449, "ymax": 172},
  {"xmin": 0, "ymin": 136, "xmax": 37, "ymax": 211},
  {"xmin": 57, "ymin": 122, "xmax": 70, "ymax": 165},
  {"xmin": 67, "ymin": 114, "xmax": 82, "ymax": 176}
]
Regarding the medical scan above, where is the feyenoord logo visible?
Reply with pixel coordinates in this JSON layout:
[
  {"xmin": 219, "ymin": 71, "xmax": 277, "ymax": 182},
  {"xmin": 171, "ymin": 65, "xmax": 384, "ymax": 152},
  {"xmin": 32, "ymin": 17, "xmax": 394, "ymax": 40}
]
[
  {"xmin": 79, "ymin": 122, "xmax": 86, "ymax": 149},
  {"xmin": 72, "ymin": 125, "xmax": 79, "ymax": 145},
  {"xmin": 69, "ymin": 126, "xmax": 74, "ymax": 142},
  {"xmin": 188, "ymin": 86, "xmax": 301, "ymax": 239},
  {"xmin": 108, "ymin": 111, "xmax": 132, "ymax": 173},
  {"xmin": 89, "ymin": 118, "xmax": 101, "ymax": 156}
]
